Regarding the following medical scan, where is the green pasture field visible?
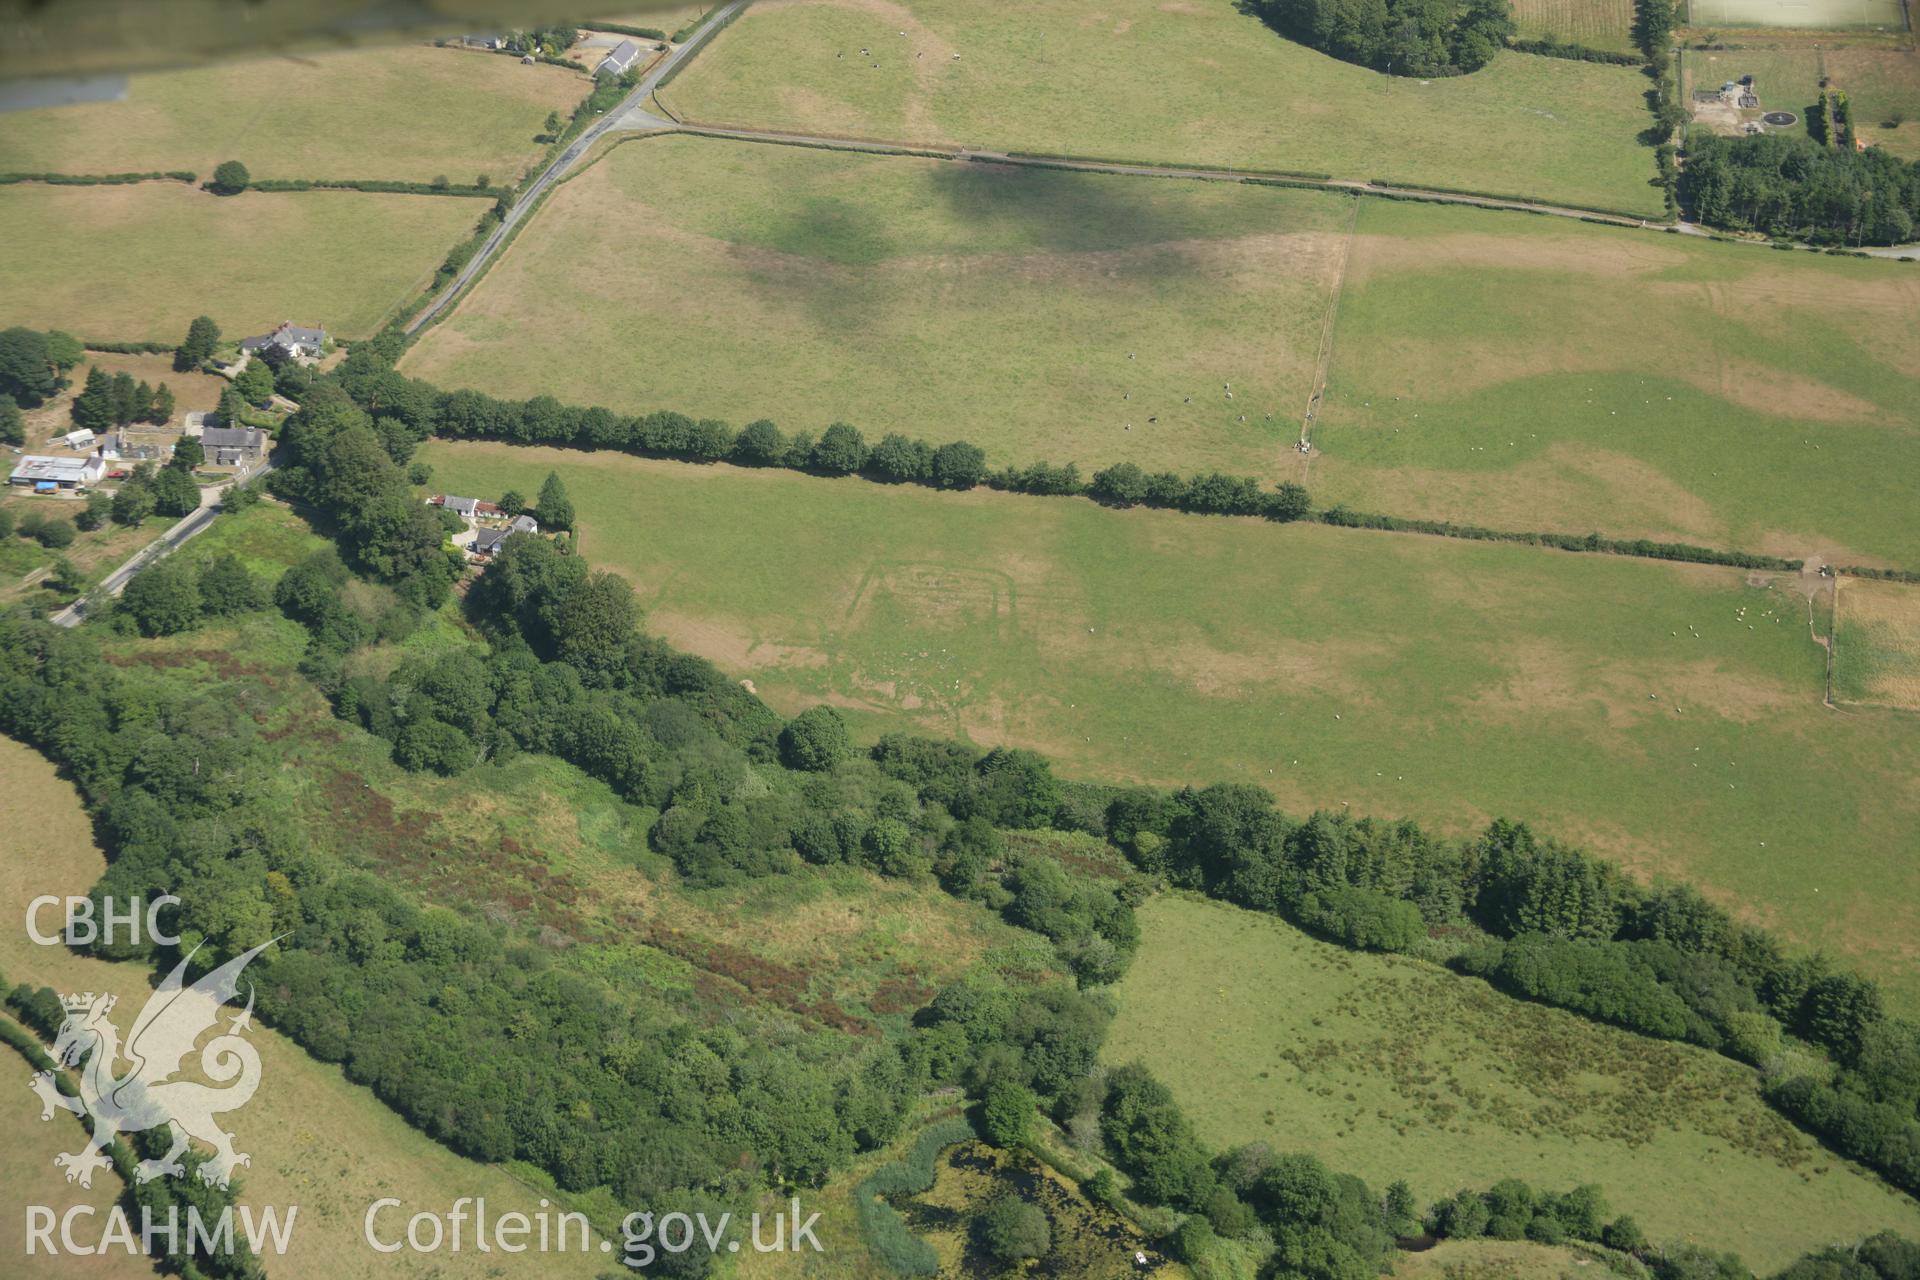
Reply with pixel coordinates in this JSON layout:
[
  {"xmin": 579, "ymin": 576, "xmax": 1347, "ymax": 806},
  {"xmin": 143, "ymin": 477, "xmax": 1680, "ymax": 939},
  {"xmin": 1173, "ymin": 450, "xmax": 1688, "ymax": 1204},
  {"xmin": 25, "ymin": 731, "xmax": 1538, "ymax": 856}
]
[
  {"xmin": 661, "ymin": 0, "xmax": 1665, "ymax": 216},
  {"xmin": 416, "ymin": 442, "xmax": 1920, "ymax": 1012},
  {"xmin": 0, "ymin": 44, "xmax": 591, "ymax": 184},
  {"xmin": 1107, "ymin": 895, "xmax": 1920, "ymax": 1268},
  {"xmin": 1299, "ymin": 199, "xmax": 1920, "ymax": 566},
  {"xmin": 403, "ymin": 135, "xmax": 1351, "ymax": 477},
  {"xmin": 0, "ymin": 182, "xmax": 481, "ymax": 340},
  {"xmin": 1685, "ymin": 0, "xmax": 1909, "ymax": 30},
  {"xmin": 593, "ymin": 4, "xmax": 709, "ymax": 33},
  {"xmin": 1511, "ymin": 0, "xmax": 1639, "ymax": 52}
]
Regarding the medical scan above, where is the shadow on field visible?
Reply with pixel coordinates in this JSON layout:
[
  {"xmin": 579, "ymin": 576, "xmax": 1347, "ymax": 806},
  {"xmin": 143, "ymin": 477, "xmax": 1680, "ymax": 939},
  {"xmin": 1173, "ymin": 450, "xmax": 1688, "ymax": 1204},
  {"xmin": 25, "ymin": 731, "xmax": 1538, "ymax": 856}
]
[
  {"xmin": 749, "ymin": 193, "xmax": 900, "ymax": 266},
  {"xmin": 720, "ymin": 156, "xmax": 1231, "ymax": 332},
  {"xmin": 926, "ymin": 159, "xmax": 1232, "ymax": 263}
]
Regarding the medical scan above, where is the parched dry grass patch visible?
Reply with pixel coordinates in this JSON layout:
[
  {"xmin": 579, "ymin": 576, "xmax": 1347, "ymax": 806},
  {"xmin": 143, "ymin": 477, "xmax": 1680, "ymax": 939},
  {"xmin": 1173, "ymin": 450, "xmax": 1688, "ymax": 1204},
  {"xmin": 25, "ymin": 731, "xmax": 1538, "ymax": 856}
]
[
  {"xmin": 1108, "ymin": 896, "xmax": 1920, "ymax": 1269},
  {"xmin": 0, "ymin": 44, "xmax": 591, "ymax": 183},
  {"xmin": 418, "ymin": 443, "xmax": 1920, "ymax": 1014},
  {"xmin": 1392, "ymin": 1239, "xmax": 1613, "ymax": 1280},
  {"xmin": 0, "ymin": 182, "xmax": 480, "ymax": 341},
  {"xmin": 0, "ymin": 494, "xmax": 176, "ymax": 605},
  {"xmin": 1833, "ymin": 576, "xmax": 1920, "ymax": 709},
  {"xmin": 666, "ymin": 0, "xmax": 1663, "ymax": 214},
  {"xmin": 1306, "ymin": 199, "xmax": 1920, "ymax": 565},
  {"xmin": 403, "ymin": 134, "xmax": 1348, "ymax": 478}
]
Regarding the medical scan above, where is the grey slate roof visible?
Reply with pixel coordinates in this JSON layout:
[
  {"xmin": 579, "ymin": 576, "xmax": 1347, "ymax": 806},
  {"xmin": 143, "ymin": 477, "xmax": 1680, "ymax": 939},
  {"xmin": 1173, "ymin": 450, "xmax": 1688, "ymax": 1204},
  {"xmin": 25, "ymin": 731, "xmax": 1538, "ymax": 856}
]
[
  {"xmin": 200, "ymin": 426, "xmax": 267, "ymax": 452},
  {"xmin": 239, "ymin": 323, "xmax": 327, "ymax": 352},
  {"xmin": 599, "ymin": 40, "xmax": 641, "ymax": 75}
]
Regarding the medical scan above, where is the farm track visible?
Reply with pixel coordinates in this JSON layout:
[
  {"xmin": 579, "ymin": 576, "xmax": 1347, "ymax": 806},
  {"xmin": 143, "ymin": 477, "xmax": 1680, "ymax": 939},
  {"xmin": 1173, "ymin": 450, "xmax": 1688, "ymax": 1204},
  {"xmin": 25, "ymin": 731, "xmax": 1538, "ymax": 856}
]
[{"xmin": 1297, "ymin": 196, "xmax": 1359, "ymax": 470}]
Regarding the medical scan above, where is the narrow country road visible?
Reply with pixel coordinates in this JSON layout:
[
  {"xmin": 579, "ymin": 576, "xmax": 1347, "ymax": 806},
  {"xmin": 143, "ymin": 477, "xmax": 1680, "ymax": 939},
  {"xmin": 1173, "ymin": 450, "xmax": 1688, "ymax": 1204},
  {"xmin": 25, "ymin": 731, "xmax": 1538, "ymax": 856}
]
[
  {"xmin": 403, "ymin": 0, "xmax": 750, "ymax": 337},
  {"xmin": 50, "ymin": 460, "xmax": 276, "ymax": 629}
]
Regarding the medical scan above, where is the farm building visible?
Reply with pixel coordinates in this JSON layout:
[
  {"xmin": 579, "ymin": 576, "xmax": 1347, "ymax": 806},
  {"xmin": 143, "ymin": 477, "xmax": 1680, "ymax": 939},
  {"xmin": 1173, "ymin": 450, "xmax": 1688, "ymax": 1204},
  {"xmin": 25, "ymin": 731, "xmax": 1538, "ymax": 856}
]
[
  {"xmin": 9, "ymin": 454, "xmax": 106, "ymax": 490},
  {"xmin": 597, "ymin": 40, "xmax": 642, "ymax": 78},
  {"xmin": 59, "ymin": 428, "xmax": 97, "ymax": 451},
  {"xmin": 469, "ymin": 514, "xmax": 540, "ymax": 560},
  {"xmin": 430, "ymin": 493, "xmax": 503, "ymax": 521},
  {"xmin": 238, "ymin": 322, "xmax": 328, "ymax": 362},
  {"xmin": 100, "ymin": 430, "xmax": 168, "ymax": 462},
  {"xmin": 199, "ymin": 426, "xmax": 268, "ymax": 467}
]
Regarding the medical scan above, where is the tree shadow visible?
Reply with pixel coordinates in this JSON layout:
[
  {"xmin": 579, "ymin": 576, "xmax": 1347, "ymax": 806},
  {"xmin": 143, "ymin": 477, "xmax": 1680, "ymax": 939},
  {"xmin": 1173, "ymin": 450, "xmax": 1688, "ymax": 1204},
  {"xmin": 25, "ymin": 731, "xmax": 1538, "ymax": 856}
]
[{"xmin": 718, "ymin": 154, "xmax": 1237, "ymax": 334}]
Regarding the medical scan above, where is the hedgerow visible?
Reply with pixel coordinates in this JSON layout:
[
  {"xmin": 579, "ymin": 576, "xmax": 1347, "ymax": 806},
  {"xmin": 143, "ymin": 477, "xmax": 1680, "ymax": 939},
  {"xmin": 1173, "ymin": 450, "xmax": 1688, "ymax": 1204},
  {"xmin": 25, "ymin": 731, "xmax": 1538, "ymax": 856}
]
[{"xmin": 0, "ymin": 171, "xmax": 196, "ymax": 186}]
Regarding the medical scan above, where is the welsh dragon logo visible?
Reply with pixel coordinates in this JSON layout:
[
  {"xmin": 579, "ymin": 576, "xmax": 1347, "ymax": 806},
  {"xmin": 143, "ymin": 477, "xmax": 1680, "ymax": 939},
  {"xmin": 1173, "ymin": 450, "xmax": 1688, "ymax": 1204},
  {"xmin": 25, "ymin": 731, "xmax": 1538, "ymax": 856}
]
[{"xmin": 28, "ymin": 939, "xmax": 278, "ymax": 1190}]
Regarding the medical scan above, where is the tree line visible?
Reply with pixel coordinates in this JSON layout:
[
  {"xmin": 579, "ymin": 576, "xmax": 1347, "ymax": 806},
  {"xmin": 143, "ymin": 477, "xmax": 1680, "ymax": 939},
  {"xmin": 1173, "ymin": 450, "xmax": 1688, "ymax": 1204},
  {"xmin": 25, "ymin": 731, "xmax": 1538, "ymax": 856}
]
[
  {"xmin": 334, "ymin": 348, "xmax": 1899, "ymax": 577},
  {"xmin": 1251, "ymin": 0, "xmax": 1516, "ymax": 76},
  {"xmin": 332, "ymin": 348, "xmax": 1311, "ymax": 523}
]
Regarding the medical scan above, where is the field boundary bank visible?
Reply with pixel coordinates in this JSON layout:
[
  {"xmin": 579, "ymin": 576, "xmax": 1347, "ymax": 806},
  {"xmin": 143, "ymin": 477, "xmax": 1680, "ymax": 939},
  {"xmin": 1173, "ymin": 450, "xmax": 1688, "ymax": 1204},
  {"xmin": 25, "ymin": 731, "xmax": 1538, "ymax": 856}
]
[
  {"xmin": 668, "ymin": 116, "xmax": 1670, "ymax": 223},
  {"xmin": 629, "ymin": 125, "xmax": 1919, "ymax": 260},
  {"xmin": 3, "ymin": 173, "xmax": 512, "ymax": 199},
  {"xmin": 1, "ymin": 170, "xmax": 196, "ymax": 187},
  {"xmin": 245, "ymin": 178, "xmax": 504, "ymax": 198}
]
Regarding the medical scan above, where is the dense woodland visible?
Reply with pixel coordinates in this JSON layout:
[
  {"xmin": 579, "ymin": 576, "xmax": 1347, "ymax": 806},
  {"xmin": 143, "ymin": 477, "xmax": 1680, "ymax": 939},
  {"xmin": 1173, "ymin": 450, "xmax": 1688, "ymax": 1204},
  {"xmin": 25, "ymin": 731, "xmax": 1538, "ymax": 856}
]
[
  {"xmin": 1254, "ymin": 0, "xmax": 1516, "ymax": 75},
  {"xmin": 1682, "ymin": 134, "xmax": 1920, "ymax": 245}
]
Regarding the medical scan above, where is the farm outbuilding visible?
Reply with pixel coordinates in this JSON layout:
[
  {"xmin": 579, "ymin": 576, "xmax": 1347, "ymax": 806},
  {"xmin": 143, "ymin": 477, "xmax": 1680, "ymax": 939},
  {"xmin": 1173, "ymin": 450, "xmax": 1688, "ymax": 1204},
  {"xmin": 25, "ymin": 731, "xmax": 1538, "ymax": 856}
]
[{"xmin": 9, "ymin": 454, "xmax": 106, "ymax": 489}]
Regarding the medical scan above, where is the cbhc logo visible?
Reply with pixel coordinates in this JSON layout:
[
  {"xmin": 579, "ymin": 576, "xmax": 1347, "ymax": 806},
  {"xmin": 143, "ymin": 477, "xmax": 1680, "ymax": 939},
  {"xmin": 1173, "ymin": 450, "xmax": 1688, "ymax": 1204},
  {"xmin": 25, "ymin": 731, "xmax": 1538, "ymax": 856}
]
[{"xmin": 26, "ymin": 895, "xmax": 181, "ymax": 947}]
